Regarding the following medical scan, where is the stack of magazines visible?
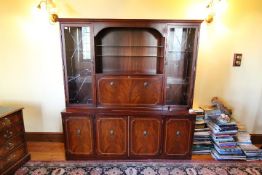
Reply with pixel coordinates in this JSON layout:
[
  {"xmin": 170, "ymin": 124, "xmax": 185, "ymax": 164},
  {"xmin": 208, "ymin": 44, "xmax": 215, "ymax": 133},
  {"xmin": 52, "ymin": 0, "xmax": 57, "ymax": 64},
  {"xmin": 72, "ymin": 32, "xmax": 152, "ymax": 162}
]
[
  {"xmin": 239, "ymin": 144, "xmax": 262, "ymax": 161},
  {"xmin": 208, "ymin": 117, "xmax": 246, "ymax": 160},
  {"xmin": 190, "ymin": 109, "xmax": 213, "ymax": 154},
  {"xmin": 236, "ymin": 122, "xmax": 262, "ymax": 161}
]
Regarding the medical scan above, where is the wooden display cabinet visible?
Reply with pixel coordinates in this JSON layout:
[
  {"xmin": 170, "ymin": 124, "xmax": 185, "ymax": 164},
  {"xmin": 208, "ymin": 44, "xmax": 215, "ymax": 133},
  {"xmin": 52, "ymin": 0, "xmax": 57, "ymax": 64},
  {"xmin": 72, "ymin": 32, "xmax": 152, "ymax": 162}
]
[{"xmin": 59, "ymin": 19, "xmax": 202, "ymax": 160}]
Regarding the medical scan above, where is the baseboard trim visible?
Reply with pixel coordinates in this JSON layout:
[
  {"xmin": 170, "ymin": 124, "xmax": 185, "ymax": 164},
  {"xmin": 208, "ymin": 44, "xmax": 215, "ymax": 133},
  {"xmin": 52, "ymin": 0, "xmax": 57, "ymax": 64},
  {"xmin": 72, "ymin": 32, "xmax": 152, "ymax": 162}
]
[
  {"xmin": 26, "ymin": 132, "xmax": 64, "ymax": 142},
  {"xmin": 251, "ymin": 134, "xmax": 262, "ymax": 144}
]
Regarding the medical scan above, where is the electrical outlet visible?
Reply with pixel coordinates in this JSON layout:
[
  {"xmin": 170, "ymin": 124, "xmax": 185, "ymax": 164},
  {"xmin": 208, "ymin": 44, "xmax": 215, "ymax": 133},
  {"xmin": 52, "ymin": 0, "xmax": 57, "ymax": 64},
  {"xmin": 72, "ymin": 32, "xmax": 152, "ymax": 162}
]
[{"xmin": 233, "ymin": 53, "xmax": 242, "ymax": 67}]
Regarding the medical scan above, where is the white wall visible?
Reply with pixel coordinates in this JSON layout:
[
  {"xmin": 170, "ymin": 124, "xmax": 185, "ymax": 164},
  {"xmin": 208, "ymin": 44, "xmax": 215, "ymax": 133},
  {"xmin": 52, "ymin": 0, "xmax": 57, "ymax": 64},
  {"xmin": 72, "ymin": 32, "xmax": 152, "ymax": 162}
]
[{"xmin": 0, "ymin": 0, "xmax": 261, "ymax": 133}]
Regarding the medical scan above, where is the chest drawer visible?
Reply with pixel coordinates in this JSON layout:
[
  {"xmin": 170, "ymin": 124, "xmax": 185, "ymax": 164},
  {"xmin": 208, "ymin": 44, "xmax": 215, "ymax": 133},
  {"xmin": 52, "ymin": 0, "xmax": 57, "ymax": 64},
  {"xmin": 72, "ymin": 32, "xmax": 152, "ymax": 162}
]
[
  {"xmin": 1, "ymin": 144, "xmax": 27, "ymax": 172},
  {"xmin": 0, "ymin": 124, "xmax": 24, "ymax": 145},
  {"xmin": 97, "ymin": 75, "xmax": 163, "ymax": 106},
  {"xmin": 0, "ymin": 111, "xmax": 22, "ymax": 131},
  {"xmin": 0, "ymin": 134, "xmax": 25, "ymax": 157}
]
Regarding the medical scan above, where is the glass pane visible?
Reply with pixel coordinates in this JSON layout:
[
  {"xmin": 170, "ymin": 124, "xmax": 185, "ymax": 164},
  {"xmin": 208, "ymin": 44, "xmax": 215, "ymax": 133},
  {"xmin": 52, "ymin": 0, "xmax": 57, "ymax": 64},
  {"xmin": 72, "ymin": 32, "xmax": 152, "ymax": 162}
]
[
  {"xmin": 166, "ymin": 27, "xmax": 196, "ymax": 105},
  {"xmin": 64, "ymin": 26, "xmax": 93, "ymax": 104}
]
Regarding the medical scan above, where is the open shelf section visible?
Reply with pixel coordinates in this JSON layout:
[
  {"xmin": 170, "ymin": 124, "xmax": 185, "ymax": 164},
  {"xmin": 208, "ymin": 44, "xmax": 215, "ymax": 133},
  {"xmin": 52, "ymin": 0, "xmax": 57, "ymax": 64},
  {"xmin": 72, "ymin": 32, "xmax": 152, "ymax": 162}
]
[{"xmin": 95, "ymin": 27, "xmax": 164, "ymax": 74}]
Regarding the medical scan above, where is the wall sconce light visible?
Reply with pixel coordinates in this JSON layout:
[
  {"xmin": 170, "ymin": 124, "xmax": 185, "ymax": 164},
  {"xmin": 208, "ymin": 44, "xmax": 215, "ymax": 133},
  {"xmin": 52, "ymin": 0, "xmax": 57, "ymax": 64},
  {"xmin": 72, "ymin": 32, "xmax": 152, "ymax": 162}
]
[
  {"xmin": 37, "ymin": 0, "xmax": 58, "ymax": 23},
  {"xmin": 205, "ymin": 0, "xmax": 226, "ymax": 23}
]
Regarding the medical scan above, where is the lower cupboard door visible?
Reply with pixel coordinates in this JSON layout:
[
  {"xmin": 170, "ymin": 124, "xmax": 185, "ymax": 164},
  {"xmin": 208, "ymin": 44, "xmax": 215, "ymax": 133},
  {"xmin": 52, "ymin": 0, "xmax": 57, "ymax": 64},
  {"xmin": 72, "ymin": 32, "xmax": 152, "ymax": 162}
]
[
  {"xmin": 130, "ymin": 117, "xmax": 162, "ymax": 156},
  {"xmin": 164, "ymin": 118, "xmax": 192, "ymax": 156},
  {"xmin": 65, "ymin": 116, "xmax": 94, "ymax": 156},
  {"xmin": 96, "ymin": 116, "xmax": 128, "ymax": 156}
]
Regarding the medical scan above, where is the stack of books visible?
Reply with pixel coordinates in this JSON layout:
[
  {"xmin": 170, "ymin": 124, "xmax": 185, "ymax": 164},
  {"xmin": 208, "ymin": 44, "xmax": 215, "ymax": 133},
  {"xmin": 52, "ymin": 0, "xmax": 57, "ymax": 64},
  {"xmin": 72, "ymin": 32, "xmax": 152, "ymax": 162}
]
[
  {"xmin": 191, "ymin": 109, "xmax": 213, "ymax": 154},
  {"xmin": 239, "ymin": 144, "xmax": 262, "ymax": 161},
  {"xmin": 208, "ymin": 118, "xmax": 246, "ymax": 160},
  {"xmin": 236, "ymin": 122, "xmax": 262, "ymax": 161}
]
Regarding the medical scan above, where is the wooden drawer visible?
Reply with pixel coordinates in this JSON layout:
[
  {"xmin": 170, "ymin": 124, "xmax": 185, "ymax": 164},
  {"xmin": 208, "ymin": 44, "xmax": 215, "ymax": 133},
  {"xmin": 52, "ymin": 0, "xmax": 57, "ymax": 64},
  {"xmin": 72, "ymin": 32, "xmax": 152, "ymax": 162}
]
[
  {"xmin": 64, "ymin": 116, "xmax": 94, "ymax": 156},
  {"xmin": 0, "ymin": 111, "xmax": 22, "ymax": 131},
  {"xmin": 0, "ymin": 134, "xmax": 25, "ymax": 158},
  {"xmin": 96, "ymin": 116, "xmax": 128, "ymax": 156},
  {"xmin": 130, "ymin": 117, "xmax": 162, "ymax": 156},
  {"xmin": 1, "ymin": 145, "xmax": 27, "ymax": 172},
  {"xmin": 97, "ymin": 76, "xmax": 163, "ymax": 106},
  {"xmin": 163, "ymin": 118, "xmax": 193, "ymax": 156},
  {"xmin": 0, "ymin": 124, "xmax": 24, "ymax": 145}
]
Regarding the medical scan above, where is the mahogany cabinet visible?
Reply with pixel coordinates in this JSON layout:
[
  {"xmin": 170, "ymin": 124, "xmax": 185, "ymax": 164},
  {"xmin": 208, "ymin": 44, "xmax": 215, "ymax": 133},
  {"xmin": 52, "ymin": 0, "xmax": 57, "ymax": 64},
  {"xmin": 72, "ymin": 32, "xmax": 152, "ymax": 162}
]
[{"xmin": 59, "ymin": 19, "xmax": 201, "ymax": 160}]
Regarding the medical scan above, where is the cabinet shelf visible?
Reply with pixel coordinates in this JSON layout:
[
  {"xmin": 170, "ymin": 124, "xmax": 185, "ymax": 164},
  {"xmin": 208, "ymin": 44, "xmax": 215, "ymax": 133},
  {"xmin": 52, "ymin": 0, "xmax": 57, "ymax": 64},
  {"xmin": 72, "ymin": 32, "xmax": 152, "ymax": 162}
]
[
  {"xmin": 168, "ymin": 50, "xmax": 193, "ymax": 53},
  {"xmin": 96, "ymin": 45, "xmax": 164, "ymax": 48},
  {"xmin": 96, "ymin": 55, "xmax": 163, "ymax": 58}
]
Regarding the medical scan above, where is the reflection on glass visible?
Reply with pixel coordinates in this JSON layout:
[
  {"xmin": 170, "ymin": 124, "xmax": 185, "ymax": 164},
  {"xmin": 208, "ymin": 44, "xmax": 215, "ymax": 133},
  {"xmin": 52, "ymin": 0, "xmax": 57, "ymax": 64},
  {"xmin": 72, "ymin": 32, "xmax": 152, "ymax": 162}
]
[
  {"xmin": 64, "ymin": 26, "xmax": 93, "ymax": 104},
  {"xmin": 166, "ymin": 27, "xmax": 196, "ymax": 105}
]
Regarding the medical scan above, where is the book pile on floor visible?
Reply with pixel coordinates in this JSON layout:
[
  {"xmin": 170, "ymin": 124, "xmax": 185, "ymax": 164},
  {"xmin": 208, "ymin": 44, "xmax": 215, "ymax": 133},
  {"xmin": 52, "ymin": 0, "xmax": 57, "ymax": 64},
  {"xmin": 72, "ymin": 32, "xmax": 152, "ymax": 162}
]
[
  {"xmin": 190, "ymin": 109, "xmax": 213, "ymax": 154},
  {"xmin": 201, "ymin": 97, "xmax": 262, "ymax": 161},
  {"xmin": 236, "ymin": 122, "xmax": 262, "ymax": 161},
  {"xmin": 208, "ymin": 117, "xmax": 246, "ymax": 160}
]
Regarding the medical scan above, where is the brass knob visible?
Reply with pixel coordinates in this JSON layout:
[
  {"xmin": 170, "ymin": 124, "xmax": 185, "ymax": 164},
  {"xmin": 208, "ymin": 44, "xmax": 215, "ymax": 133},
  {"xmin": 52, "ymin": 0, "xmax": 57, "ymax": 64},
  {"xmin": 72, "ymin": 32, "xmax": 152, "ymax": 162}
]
[
  {"xmin": 176, "ymin": 131, "xmax": 180, "ymax": 136},
  {"xmin": 144, "ymin": 82, "xmax": 149, "ymax": 88},
  {"xmin": 76, "ymin": 129, "xmax": 81, "ymax": 136},
  {"xmin": 143, "ymin": 130, "xmax": 148, "ymax": 136},
  {"xmin": 109, "ymin": 129, "xmax": 114, "ymax": 136},
  {"xmin": 110, "ymin": 81, "xmax": 114, "ymax": 86}
]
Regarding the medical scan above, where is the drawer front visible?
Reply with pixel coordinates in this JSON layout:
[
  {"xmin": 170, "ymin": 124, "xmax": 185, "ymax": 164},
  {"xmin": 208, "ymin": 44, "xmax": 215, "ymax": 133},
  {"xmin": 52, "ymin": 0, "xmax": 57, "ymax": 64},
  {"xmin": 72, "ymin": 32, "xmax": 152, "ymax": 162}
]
[
  {"xmin": 164, "ymin": 118, "xmax": 192, "ymax": 156},
  {"xmin": 0, "ymin": 124, "xmax": 24, "ymax": 145},
  {"xmin": 97, "ymin": 76, "xmax": 163, "ymax": 106},
  {"xmin": 130, "ymin": 117, "xmax": 162, "ymax": 156},
  {"xmin": 65, "ymin": 116, "xmax": 94, "ymax": 155},
  {"xmin": 96, "ymin": 116, "xmax": 128, "ymax": 156},
  {"xmin": 0, "ymin": 134, "xmax": 25, "ymax": 157},
  {"xmin": 0, "ymin": 111, "xmax": 22, "ymax": 131},
  {"xmin": 2, "ymin": 145, "xmax": 27, "ymax": 172}
]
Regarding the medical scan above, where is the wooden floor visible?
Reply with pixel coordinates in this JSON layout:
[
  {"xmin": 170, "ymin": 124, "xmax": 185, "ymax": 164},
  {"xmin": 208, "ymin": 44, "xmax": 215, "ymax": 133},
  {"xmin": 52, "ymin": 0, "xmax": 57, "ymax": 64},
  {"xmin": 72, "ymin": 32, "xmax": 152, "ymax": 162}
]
[{"xmin": 27, "ymin": 142, "xmax": 214, "ymax": 161}]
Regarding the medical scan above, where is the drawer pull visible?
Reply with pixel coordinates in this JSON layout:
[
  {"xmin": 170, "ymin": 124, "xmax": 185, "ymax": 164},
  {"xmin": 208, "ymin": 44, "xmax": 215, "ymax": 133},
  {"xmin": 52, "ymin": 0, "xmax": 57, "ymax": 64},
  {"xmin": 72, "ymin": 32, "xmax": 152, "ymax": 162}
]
[
  {"xmin": 7, "ymin": 154, "xmax": 16, "ymax": 162},
  {"xmin": 6, "ymin": 142, "xmax": 14, "ymax": 150},
  {"xmin": 143, "ymin": 130, "xmax": 148, "ymax": 136},
  {"xmin": 4, "ymin": 131, "xmax": 13, "ymax": 138},
  {"xmin": 4, "ymin": 118, "xmax": 11, "ymax": 126},
  {"xmin": 76, "ymin": 129, "xmax": 81, "ymax": 136},
  {"xmin": 176, "ymin": 131, "xmax": 181, "ymax": 136},
  {"xmin": 110, "ymin": 81, "xmax": 115, "ymax": 86},
  {"xmin": 144, "ymin": 82, "xmax": 149, "ymax": 88},
  {"xmin": 109, "ymin": 129, "xmax": 114, "ymax": 136}
]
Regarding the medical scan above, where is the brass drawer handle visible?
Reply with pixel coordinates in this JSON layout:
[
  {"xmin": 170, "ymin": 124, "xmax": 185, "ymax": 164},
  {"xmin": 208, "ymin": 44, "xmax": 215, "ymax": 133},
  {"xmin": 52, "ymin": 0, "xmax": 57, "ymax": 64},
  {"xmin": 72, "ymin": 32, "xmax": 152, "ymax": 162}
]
[
  {"xmin": 110, "ymin": 81, "xmax": 115, "ymax": 86},
  {"xmin": 6, "ymin": 142, "xmax": 14, "ymax": 150},
  {"xmin": 143, "ymin": 130, "xmax": 148, "ymax": 136},
  {"xmin": 4, "ymin": 131, "xmax": 13, "ymax": 138},
  {"xmin": 176, "ymin": 131, "xmax": 181, "ymax": 136},
  {"xmin": 7, "ymin": 154, "xmax": 16, "ymax": 162},
  {"xmin": 4, "ymin": 118, "xmax": 11, "ymax": 125}
]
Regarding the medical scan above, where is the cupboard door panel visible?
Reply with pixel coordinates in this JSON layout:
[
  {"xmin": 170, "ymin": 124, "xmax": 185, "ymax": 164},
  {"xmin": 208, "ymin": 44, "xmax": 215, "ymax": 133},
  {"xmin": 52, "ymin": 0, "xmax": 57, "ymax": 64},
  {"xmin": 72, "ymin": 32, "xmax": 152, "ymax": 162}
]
[
  {"xmin": 164, "ymin": 118, "xmax": 192, "ymax": 156},
  {"xmin": 130, "ymin": 117, "xmax": 161, "ymax": 156},
  {"xmin": 96, "ymin": 116, "xmax": 127, "ymax": 156},
  {"xmin": 65, "ymin": 116, "xmax": 93, "ymax": 155}
]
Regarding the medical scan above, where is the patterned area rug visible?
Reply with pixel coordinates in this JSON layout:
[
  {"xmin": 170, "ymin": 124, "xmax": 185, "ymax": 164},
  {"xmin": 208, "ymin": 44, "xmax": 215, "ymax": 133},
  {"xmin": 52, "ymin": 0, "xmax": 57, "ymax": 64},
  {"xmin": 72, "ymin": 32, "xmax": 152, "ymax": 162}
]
[{"xmin": 15, "ymin": 160, "xmax": 262, "ymax": 175}]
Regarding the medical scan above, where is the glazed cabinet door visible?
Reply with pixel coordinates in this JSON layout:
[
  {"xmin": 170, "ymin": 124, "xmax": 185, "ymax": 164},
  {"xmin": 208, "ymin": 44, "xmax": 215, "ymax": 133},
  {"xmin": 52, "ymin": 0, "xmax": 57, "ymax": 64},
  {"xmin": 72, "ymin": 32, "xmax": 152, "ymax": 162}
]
[
  {"xmin": 130, "ymin": 117, "xmax": 162, "ymax": 157},
  {"xmin": 63, "ymin": 116, "xmax": 94, "ymax": 158},
  {"xmin": 165, "ymin": 25, "xmax": 199, "ymax": 107},
  {"xmin": 61, "ymin": 24, "xmax": 94, "ymax": 106},
  {"xmin": 163, "ymin": 118, "xmax": 194, "ymax": 158},
  {"xmin": 96, "ymin": 115, "xmax": 128, "ymax": 157}
]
